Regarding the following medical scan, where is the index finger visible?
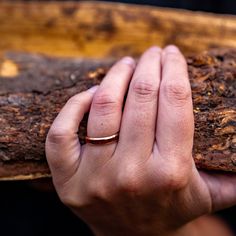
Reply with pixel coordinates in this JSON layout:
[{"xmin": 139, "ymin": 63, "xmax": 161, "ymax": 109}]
[{"xmin": 45, "ymin": 86, "xmax": 98, "ymax": 184}]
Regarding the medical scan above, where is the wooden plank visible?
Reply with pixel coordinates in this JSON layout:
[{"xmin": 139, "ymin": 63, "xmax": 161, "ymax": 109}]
[{"xmin": 1, "ymin": 48, "xmax": 236, "ymax": 180}]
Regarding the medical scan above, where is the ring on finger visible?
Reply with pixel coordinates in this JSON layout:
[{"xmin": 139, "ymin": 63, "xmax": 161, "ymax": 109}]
[{"xmin": 85, "ymin": 132, "xmax": 119, "ymax": 145}]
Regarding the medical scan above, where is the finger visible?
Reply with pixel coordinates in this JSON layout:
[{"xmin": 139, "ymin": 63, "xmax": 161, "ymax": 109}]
[
  {"xmin": 85, "ymin": 57, "xmax": 135, "ymax": 159},
  {"xmin": 118, "ymin": 46, "xmax": 161, "ymax": 158},
  {"xmin": 45, "ymin": 86, "xmax": 98, "ymax": 184},
  {"xmin": 156, "ymin": 45, "xmax": 194, "ymax": 165},
  {"xmin": 200, "ymin": 171, "xmax": 236, "ymax": 212}
]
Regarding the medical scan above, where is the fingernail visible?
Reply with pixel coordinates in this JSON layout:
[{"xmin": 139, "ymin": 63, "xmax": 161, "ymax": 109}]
[
  {"xmin": 120, "ymin": 57, "xmax": 135, "ymax": 67},
  {"xmin": 149, "ymin": 46, "xmax": 161, "ymax": 53},
  {"xmin": 88, "ymin": 85, "xmax": 99, "ymax": 94},
  {"xmin": 165, "ymin": 45, "xmax": 179, "ymax": 53}
]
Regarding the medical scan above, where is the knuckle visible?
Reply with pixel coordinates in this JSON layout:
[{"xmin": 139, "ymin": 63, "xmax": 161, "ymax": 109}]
[
  {"xmin": 87, "ymin": 179, "xmax": 111, "ymax": 202},
  {"xmin": 68, "ymin": 95, "xmax": 80, "ymax": 104},
  {"xmin": 92, "ymin": 92, "xmax": 119, "ymax": 116},
  {"xmin": 60, "ymin": 193, "xmax": 78, "ymax": 208},
  {"xmin": 59, "ymin": 192, "xmax": 87, "ymax": 210},
  {"xmin": 58, "ymin": 180, "xmax": 108, "ymax": 209},
  {"xmin": 160, "ymin": 172, "xmax": 188, "ymax": 191},
  {"xmin": 162, "ymin": 81, "xmax": 191, "ymax": 106},
  {"xmin": 118, "ymin": 177, "xmax": 140, "ymax": 195},
  {"xmin": 46, "ymin": 127, "xmax": 69, "ymax": 145},
  {"xmin": 117, "ymin": 167, "xmax": 142, "ymax": 195},
  {"xmin": 54, "ymin": 183, "xmax": 78, "ymax": 207},
  {"xmin": 133, "ymin": 78, "xmax": 158, "ymax": 103},
  {"xmin": 158, "ymin": 164, "xmax": 190, "ymax": 191},
  {"xmin": 67, "ymin": 94, "xmax": 82, "ymax": 106}
]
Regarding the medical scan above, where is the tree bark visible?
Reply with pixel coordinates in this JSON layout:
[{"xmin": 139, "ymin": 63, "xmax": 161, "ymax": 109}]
[{"xmin": 0, "ymin": 48, "xmax": 236, "ymax": 180}]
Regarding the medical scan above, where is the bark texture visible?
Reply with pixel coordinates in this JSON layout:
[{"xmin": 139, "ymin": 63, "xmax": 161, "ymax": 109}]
[{"xmin": 0, "ymin": 49, "xmax": 236, "ymax": 180}]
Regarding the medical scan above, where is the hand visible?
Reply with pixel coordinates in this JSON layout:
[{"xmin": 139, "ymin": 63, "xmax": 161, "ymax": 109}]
[{"xmin": 46, "ymin": 46, "xmax": 236, "ymax": 236}]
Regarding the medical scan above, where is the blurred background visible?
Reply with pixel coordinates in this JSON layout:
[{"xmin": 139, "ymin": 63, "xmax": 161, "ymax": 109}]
[{"xmin": 0, "ymin": 0, "xmax": 236, "ymax": 236}]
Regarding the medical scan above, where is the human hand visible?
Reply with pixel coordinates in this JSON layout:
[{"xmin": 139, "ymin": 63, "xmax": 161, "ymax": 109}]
[{"xmin": 46, "ymin": 46, "xmax": 236, "ymax": 236}]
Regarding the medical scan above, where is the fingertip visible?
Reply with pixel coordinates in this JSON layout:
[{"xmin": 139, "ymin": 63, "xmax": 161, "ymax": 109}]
[
  {"xmin": 120, "ymin": 56, "xmax": 136, "ymax": 68},
  {"xmin": 148, "ymin": 46, "xmax": 162, "ymax": 53},
  {"xmin": 164, "ymin": 45, "xmax": 180, "ymax": 53},
  {"xmin": 135, "ymin": 46, "xmax": 162, "ymax": 65},
  {"xmin": 88, "ymin": 85, "xmax": 99, "ymax": 94},
  {"xmin": 162, "ymin": 45, "xmax": 186, "ymax": 65},
  {"xmin": 143, "ymin": 46, "xmax": 162, "ymax": 59}
]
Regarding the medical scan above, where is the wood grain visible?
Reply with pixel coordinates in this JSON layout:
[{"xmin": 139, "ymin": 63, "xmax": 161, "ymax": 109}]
[{"xmin": 0, "ymin": 1, "xmax": 236, "ymax": 58}]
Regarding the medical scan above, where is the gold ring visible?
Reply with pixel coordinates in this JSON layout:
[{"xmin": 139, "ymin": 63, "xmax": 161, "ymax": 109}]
[{"xmin": 85, "ymin": 133, "xmax": 119, "ymax": 145}]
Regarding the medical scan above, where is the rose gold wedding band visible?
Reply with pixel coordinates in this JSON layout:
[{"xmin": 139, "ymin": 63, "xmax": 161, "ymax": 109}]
[{"xmin": 85, "ymin": 133, "xmax": 119, "ymax": 145}]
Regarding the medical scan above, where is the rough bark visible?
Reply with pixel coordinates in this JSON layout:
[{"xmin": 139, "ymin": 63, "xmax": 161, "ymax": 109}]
[
  {"xmin": 1, "ymin": 1, "xmax": 236, "ymax": 180},
  {"xmin": 0, "ymin": 48, "xmax": 236, "ymax": 180}
]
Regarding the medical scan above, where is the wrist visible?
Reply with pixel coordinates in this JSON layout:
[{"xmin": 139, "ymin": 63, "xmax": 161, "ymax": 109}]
[
  {"xmin": 166, "ymin": 222, "xmax": 198, "ymax": 236},
  {"xmin": 91, "ymin": 221, "xmax": 198, "ymax": 236}
]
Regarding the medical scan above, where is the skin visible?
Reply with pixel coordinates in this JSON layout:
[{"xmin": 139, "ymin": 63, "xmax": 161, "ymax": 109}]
[{"xmin": 45, "ymin": 45, "xmax": 236, "ymax": 236}]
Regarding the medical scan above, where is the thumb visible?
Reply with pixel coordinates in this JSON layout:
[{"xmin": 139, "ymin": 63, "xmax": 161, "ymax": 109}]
[{"xmin": 200, "ymin": 171, "xmax": 236, "ymax": 212}]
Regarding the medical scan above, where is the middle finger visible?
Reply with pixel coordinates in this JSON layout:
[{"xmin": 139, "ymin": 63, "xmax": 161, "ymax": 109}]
[{"xmin": 118, "ymin": 47, "xmax": 161, "ymax": 160}]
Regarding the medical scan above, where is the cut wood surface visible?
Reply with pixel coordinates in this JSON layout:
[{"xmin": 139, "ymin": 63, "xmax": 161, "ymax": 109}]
[
  {"xmin": 1, "ymin": 49, "xmax": 236, "ymax": 180},
  {"xmin": 1, "ymin": 1, "xmax": 236, "ymax": 180}
]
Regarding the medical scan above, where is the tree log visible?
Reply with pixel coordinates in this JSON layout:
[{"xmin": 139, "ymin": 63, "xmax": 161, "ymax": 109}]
[
  {"xmin": 0, "ymin": 48, "xmax": 236, "ymax": 180},
  {"xmin": 1, "ymin": 1, "xmax": 236, "ymax": 58},
  {"xmin": 1, "ymin": 1, "xmax": 236, "ymax": 180}
]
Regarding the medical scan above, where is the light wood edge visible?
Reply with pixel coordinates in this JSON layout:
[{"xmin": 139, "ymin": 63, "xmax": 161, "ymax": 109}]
[{"xmin": 0, "ymin": 173, "xmax": 51, "ymax": 181}]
